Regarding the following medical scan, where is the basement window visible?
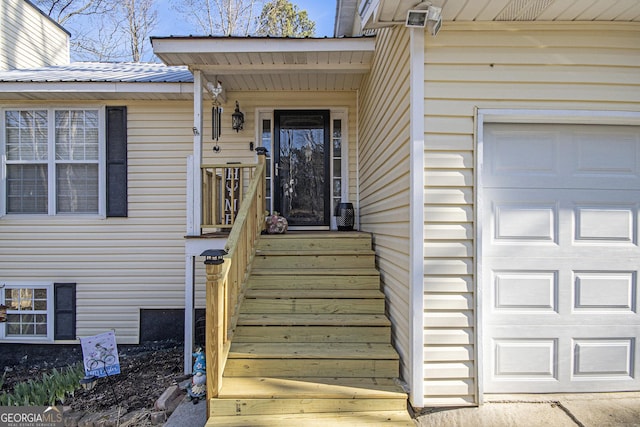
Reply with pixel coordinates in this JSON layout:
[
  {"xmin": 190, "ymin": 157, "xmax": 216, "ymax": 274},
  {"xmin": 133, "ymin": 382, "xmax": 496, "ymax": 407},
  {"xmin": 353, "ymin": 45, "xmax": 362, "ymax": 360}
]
[{"xmin": 1, "ymin": 283, "xmax": 53, "ymax": 340}]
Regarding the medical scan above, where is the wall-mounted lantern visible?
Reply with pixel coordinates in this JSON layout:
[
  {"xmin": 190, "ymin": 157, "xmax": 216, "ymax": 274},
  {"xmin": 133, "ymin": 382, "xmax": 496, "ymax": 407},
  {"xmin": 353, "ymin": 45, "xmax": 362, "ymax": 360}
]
[{"xmin": 231, "ymin": 101, "xmax": 244, "ymax": 132}]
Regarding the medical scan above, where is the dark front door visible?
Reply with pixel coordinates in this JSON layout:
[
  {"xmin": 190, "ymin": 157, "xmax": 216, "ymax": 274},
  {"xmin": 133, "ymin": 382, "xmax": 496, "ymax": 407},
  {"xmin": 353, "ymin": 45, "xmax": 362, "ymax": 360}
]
[{"xmin": 274, "ymin": 110, "xmax": 330, "ymax": 227}]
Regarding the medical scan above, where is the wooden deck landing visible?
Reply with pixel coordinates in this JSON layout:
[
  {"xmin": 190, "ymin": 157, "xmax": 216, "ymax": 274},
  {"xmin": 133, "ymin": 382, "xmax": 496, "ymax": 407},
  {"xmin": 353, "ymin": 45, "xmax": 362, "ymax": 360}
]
[{"xmin": 206, "ymin": 232, "xmax": 414, "ymax": 426}]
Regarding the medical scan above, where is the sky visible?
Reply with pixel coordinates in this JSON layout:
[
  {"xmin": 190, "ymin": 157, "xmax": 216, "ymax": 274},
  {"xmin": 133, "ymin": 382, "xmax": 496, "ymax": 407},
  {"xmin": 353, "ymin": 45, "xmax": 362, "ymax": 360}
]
[{"xmin": 155, "ymin": 0, "xmax": 338, "ymax": 38}]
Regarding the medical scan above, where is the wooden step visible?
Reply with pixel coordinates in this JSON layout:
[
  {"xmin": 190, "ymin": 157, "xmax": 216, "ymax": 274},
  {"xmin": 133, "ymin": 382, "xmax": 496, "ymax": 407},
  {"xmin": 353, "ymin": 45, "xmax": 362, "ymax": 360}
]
[
  {"xmin": 223, "ymin": 358, "xmax": 399, "ymax": 378},
  {"xmin": 250, "ymin": 267, "xmax": 380, "ymax": 276},
  {"xmin": 257, "ymin": 232, "xmax": 372, "ymax": 252},
  {"xmin": 205, "ymin": 411, "xmax": 415, "ymax": 426},
  {"xmin": 210, "ymin": 398, "xmax": 407, "ymax": 417},
  {"xmin": 233, "ymin": 326, "xmax": 392, "ymax": 343},
  {"xmin": 252, "ymin": 253, "xmax": 375, "ymax": 270},
  {"xmin": 245, "ymin": 289, "xmax": 384, "ymax": 299},
  {"xmin": 241, "ymin": 297, "xmax": 385, "ymax": 314},
  {"xmin": 237, "ymin": 313, "xmax": 391, "ymax": 327},
  {"xmin": 217, "ymin": 377, "xmax": 407, "ymax": 399},
  {"xmin": 247, "ymin": 274, "xmax": 380, "ymax": 290},
  {"xmin": 229, "ymin": 343, "xmax": 399, "ymax": 360}
]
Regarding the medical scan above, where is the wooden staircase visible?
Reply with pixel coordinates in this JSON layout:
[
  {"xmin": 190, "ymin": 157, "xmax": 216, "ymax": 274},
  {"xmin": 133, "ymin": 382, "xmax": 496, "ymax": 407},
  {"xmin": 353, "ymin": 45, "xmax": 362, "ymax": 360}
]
[{"xmin": 206, "ymin": 232, "xmax": 414, "ymax": 426}]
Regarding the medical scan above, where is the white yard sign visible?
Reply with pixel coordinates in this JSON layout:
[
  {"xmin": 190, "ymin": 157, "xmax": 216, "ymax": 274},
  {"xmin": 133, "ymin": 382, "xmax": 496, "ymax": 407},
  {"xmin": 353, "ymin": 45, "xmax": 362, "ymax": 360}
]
[{"xmin": 80, "ymin": 331, "xmax": 121, "ymax": 378}]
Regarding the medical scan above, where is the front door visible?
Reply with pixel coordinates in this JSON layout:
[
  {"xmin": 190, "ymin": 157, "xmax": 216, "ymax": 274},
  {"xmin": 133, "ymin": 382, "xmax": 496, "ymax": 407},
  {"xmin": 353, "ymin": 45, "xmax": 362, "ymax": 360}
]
[{"xmin": 274, "ymin": 110, "xmax": 330, "ymax": 227}]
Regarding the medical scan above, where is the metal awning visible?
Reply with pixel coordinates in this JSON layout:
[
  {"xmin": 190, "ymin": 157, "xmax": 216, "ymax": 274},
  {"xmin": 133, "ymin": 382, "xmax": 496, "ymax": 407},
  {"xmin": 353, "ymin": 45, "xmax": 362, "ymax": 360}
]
[{"xmin": 150, "ymin": 36, "xmax": 376, "ymax": 91}]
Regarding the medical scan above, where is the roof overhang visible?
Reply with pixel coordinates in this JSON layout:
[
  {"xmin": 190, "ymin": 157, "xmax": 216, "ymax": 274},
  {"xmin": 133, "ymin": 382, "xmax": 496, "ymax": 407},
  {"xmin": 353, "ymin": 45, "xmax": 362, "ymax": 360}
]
[
  {"xmin": 151, "ymin": 36, "xmax": 376, "ymax": 91},
  {"xmin": 0, "ymin": 82, "xmax": 194, "ymax": 101},
  {"xmin": 351, "ymin": 0, "xmax": 640, "ymax": 33}
]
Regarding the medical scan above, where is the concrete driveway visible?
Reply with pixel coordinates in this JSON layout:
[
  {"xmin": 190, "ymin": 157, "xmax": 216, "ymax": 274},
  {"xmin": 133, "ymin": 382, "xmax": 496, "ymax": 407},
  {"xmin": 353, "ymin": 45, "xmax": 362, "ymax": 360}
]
[{"xmin": 415, "ymin": 392, "xmax": 640, "ymax": 427}]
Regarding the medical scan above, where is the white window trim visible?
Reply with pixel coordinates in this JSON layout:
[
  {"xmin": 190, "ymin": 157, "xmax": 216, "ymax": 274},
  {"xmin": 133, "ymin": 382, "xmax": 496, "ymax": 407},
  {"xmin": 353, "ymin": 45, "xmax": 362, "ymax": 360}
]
[
  {"xmin": 254, "ymin": 107, "xmax": 349, "ymax": 231},
  {"xmin": 0, "ymin": 282, "xmax": 54, "ymax": 342},
  {"xmin": 0, "ymin": 106, "xmax": 106, "ymax": 218},
  {"xmin": 474, "ymin": 108, "xmax": 640, "ymax": 404}
]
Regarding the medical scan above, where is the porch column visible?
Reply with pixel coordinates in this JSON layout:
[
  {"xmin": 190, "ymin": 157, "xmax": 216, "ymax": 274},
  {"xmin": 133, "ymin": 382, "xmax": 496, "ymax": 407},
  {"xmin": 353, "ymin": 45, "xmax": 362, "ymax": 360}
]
[
  {"xmin": 191, "ymin": 69, "xmax": 204, "ymax": 236},
  {"xmin": 184, "ymin": 255, "xmax": 195, "ymax": 374}
]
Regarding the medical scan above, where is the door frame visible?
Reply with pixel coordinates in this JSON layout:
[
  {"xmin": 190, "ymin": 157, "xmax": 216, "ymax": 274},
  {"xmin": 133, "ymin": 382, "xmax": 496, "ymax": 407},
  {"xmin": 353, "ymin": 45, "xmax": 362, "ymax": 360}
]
[
  {"xmin": 476, "ymin": 108, "xmax": 640, "ymax": 403},
  {"xmin": 256, "ymin": 107, "xmax": 349, "ymax": 231}
]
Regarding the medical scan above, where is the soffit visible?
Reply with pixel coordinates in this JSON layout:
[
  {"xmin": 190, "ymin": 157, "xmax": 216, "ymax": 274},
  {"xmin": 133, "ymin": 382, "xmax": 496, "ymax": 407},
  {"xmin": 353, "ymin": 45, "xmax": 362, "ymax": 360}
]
[
  {"xmin": 358, "ymin": 0, "xmax": 640, "ymax": 30},
  {"xmin": 151, "ymin": 36, "xmax": 376, "ymax": 91}
]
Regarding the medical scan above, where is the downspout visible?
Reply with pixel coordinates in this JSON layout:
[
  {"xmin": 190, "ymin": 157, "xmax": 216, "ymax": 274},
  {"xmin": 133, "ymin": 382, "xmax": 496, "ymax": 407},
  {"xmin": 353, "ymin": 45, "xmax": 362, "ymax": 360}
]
[
  {"xmin": 409, "ymin": 27, "xmax": 425, "ymax": 409},
  {"xmin": 356, "ymin": 89, "xmax": 360, "ymax": 231}
]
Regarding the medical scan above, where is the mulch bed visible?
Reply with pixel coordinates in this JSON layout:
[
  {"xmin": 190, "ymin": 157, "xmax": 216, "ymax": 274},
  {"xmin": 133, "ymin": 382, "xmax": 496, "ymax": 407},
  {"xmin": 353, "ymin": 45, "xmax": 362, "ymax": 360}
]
[{"xmin": 1, "ymin": 341, "xmax": 185, "ymax": 414}]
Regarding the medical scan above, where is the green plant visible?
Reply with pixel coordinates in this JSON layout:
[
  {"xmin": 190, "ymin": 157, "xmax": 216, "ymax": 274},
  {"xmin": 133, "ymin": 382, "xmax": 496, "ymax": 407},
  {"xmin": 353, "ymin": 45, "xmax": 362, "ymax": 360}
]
[{"xmin": 0, "ymin": 363, "xmax": 84, "ymax": 406}]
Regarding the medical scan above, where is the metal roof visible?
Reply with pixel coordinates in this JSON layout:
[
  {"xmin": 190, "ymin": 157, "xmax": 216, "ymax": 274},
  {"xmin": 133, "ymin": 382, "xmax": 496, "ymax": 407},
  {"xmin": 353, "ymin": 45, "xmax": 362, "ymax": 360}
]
[
  {"xmin": 0, "ymin": 62, "xmax": 194, "ymax": 101},
  {"xmin": 0, "ymin": 62, "xmax": 193, "ymax": 83}
]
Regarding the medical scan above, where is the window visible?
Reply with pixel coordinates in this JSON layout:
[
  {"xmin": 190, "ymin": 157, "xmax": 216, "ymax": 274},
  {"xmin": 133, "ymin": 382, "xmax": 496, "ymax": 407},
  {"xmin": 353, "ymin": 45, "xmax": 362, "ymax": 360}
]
[
  {"xmin": 1, "ymin": 284, "xmax": 53, "ymax": 340},
  {"xmin": 3, "ymin": 108, "xmax": 103, "ymax": 215}
]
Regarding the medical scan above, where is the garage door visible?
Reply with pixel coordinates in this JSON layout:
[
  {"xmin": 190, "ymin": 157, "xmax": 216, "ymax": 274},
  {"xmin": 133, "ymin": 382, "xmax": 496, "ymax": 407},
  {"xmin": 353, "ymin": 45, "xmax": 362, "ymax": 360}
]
[{"xmin": 482, "ymin": 123, "xmax": 640, "ymax": 393}]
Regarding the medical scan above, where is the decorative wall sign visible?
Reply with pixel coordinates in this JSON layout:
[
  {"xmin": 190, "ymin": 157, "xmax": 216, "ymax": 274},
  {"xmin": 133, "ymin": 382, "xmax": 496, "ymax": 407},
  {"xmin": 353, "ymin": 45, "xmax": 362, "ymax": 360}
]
[{"xmin": 224, "ymin": 167, "xmax": 241, "ymax": 224}]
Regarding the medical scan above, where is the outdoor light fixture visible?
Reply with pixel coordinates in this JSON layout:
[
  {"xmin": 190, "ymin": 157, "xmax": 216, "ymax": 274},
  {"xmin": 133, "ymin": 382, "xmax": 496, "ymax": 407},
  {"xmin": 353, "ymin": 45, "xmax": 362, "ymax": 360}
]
[
  {"xmin": 426, "ymin": 6, "xmax": 442, "ymax": 36},
  {"xmin": 201, "ymin": 249, "xmax": 227, "ymax": 265},
  {"xmin": 406, "ymin": 3, "xmax": 442, "ymax": 36},
  {"xmin": 231, "ymin": 101, "xmax": 244, "ymax": 132}
]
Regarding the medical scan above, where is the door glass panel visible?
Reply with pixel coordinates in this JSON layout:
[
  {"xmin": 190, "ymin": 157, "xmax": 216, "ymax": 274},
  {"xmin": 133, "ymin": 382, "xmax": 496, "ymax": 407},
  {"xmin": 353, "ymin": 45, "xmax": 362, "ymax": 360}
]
[{"xmin": 276, "ymin": 111, "xmax": 329, "ymax": 226}]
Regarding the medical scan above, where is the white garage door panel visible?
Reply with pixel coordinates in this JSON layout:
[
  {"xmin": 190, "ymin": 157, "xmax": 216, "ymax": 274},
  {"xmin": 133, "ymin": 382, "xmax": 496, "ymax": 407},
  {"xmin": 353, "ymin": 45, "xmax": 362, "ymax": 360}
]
[
  {"xmin": 484, "ymin": 189, "xmax": 640, "ymax": 259},
  {"xmin": 483, "ymin": 124, "xmax": 640, "ymax": 189},
  {"xmin": 482, "ymin": 123, "xmax": 640, "ymax": 393},
  {"xmin": 486, "ymin": 327, "xmax": 639, "ymax": 393}
]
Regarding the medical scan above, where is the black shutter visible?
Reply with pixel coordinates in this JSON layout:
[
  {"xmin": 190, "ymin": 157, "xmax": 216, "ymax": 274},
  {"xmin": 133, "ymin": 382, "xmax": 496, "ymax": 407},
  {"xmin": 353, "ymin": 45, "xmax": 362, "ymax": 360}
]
[
  {"xmin": 54, "ymin": 283, "xmax": 76, "ymax": 340},
  {"xmin": 106, "ymin": 106, "xmax": 128, "ymax": 217}
]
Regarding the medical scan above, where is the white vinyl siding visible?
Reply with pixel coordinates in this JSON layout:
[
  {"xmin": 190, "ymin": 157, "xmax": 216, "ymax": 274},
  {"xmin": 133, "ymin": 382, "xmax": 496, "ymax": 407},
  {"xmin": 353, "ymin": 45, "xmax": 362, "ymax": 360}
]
[
  {"xmin": 358, "ymin": 26, "xmax": 412, "ymax": 383},
  {"xmin": 0, "ymin": 101, "xmax": 193, "ymax": 343},
  {"xmin": 422, "ymin": 22, "xmax": 640, "ymax": 406},
  {"xmin": 0, "ymin": 0, "xmax": 69, "ymax": 70}
]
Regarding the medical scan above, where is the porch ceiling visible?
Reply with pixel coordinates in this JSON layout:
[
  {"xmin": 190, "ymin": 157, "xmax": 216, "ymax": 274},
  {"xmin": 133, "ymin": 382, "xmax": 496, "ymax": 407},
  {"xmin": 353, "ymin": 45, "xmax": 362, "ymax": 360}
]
[
  {"xmin": 356, "ymin": 0, "xmax": 640, "ymax": 33},
  {"xmin": 150, "ymin": 36, "xmax": 376, "ymax": 91}
]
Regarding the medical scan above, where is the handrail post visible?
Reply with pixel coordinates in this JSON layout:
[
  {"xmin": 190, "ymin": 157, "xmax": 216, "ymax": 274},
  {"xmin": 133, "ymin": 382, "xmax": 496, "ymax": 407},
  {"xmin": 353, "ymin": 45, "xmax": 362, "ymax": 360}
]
[{"xmin": 202, "ymin": 249, "xmax": 227, "ymax": 405}]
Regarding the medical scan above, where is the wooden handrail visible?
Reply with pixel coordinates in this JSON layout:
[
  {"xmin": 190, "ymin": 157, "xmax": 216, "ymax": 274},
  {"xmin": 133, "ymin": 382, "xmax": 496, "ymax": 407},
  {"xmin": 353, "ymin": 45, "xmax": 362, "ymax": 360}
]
[{"xmin": 205, "ymin": 152, "xmax": 266, "ymax": 402}]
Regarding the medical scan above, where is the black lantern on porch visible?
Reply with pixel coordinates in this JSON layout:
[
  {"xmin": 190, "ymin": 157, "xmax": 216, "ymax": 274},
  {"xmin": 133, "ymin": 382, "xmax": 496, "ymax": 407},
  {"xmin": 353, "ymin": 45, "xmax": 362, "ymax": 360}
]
[
  {"xmin": 231, "ymin": 101, "xmax": 244, "ymax": 132},
  {"xmin": 335, "ymin": 202, "xmax": 355, "ymax": 231}
]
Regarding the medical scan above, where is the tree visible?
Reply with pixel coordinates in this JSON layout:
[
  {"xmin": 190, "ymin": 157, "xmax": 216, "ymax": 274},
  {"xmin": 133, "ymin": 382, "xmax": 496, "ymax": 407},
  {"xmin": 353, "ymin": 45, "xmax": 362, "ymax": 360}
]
[
  {"xmin": 171, "ymin": 0, "xmax": 264, "ymax": 36},
  {"xmin": 34, "ymin": 0, "xmax": 158, "ymax": 62},
  {"xmin": 32, "ymin": 0, "xmax": 113, "ymax": 25},
  {"xmin": 122, "ymin": 0, "xmax": 158, "ymax": 62},
  {"xmin": 256, "ymin": 0, "xmax": 315, "ymax": 37}
]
